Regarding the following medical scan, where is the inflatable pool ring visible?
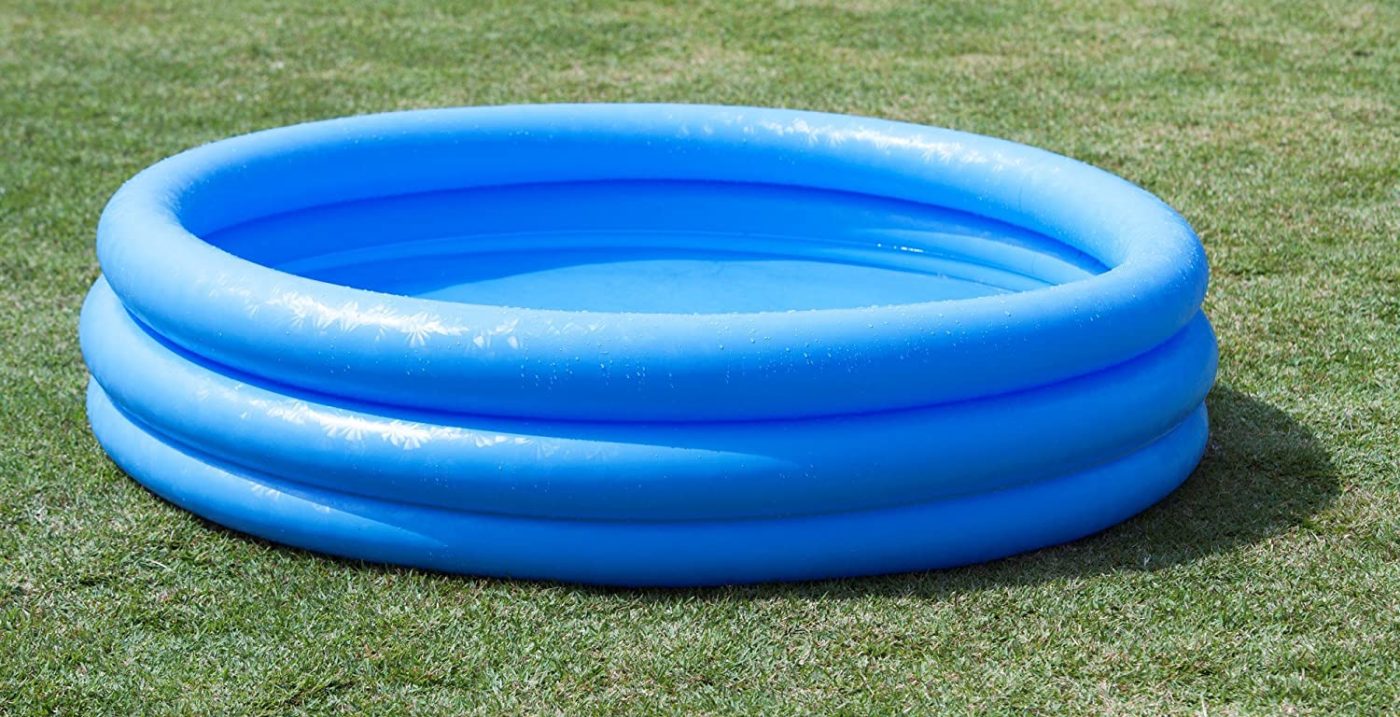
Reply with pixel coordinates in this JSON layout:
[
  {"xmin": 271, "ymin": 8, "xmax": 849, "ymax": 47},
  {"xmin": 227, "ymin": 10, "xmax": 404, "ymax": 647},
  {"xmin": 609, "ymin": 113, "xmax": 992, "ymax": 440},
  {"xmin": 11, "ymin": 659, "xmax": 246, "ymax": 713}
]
[{"xmin": 81, "ymin": 105, "xmax": 1216, "ymax": 586}]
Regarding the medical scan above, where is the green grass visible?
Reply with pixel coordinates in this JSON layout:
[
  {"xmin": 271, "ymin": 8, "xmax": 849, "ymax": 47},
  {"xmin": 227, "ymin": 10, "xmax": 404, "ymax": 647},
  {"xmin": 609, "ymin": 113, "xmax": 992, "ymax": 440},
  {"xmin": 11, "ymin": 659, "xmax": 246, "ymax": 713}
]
[{"xmin": 2, "ymin": 0, "xmax": 1397, "ymax": 713}]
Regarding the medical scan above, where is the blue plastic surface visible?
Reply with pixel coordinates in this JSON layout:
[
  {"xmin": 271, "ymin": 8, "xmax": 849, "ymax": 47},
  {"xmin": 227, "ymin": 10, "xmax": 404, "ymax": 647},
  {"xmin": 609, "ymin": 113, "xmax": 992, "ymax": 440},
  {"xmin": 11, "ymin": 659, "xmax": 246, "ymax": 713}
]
[{"xmin": 81, "ymin": 105, "xmax": 1216, "ymax": 586}]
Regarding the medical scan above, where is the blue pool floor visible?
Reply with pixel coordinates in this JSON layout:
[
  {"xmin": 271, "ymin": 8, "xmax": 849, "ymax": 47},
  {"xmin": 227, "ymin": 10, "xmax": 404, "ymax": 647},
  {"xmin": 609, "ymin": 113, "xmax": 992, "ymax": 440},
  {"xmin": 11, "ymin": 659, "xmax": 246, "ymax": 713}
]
[{"xmin": 208, "ymin": 180, "xmax": 1105, "ymax": 313}]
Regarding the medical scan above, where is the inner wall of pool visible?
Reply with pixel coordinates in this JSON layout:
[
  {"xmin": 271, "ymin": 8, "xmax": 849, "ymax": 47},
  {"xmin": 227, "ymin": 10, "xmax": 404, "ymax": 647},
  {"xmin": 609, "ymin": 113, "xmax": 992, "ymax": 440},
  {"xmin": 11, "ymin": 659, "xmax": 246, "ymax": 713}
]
[{"xmin": 207, "ymin": 180, "xmax": 1107, "ymax": 314}]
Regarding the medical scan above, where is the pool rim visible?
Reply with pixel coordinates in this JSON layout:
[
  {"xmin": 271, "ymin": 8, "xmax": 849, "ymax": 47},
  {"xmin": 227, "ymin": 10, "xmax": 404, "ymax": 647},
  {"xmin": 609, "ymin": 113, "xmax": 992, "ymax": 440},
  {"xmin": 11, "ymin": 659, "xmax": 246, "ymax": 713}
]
[{"xmin": 96, "ymin": 104, "xmax": 1209, "ymax": 421}]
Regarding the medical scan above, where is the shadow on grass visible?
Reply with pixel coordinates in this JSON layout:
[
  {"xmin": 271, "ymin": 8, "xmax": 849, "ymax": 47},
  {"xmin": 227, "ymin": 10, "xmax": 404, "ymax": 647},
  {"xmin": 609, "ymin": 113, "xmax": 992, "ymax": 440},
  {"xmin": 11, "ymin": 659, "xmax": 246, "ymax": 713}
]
[
  {"xmin": 592, "ymin": 384, "xmax": 1339, "ymax": 600},
  {"xmin": 156, "ymin": 384, "xmax": 1337, "ymax": 600}
]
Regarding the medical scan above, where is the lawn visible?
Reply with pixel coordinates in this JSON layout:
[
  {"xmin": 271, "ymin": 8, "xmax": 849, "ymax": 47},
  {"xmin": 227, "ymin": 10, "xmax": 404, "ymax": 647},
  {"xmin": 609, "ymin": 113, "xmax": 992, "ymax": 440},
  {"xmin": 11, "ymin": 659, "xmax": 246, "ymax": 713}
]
[{"xmin": 1, "ymin": 0, "xmax": 1397, "ymax": 714}]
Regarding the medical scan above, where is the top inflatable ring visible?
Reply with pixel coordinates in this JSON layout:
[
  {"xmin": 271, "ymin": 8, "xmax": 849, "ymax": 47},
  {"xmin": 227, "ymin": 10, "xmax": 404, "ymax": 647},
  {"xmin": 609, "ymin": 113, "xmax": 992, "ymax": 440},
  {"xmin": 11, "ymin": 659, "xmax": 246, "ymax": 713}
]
[{"xmin": 96, "ymin": 104, "xmax": 1207, "ymax": 422}]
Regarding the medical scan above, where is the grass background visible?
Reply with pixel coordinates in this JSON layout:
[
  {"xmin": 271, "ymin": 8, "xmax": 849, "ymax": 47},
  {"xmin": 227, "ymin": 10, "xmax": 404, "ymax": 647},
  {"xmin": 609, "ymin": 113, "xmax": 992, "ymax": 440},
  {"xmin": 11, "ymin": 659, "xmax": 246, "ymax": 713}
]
[{"xmin": 2, "ymin": 0, "xmax": 1397, "ymax": 713}]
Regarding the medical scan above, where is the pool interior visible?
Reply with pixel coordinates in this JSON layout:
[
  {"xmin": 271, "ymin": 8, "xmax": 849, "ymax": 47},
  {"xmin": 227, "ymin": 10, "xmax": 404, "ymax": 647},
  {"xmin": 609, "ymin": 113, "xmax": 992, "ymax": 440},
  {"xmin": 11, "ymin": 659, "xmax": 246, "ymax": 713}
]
[{"xmin": 205, "ymin": 180, "xmax": 1107, "ymax": 314}]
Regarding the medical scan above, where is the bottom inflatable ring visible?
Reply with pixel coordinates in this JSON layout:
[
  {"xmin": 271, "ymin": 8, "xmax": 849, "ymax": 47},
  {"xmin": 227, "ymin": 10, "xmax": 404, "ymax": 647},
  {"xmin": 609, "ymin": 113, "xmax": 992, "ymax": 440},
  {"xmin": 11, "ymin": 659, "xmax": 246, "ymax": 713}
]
[{"xmin": 89, "ymin": 381, "xmax": 1207, "ymax": 587}]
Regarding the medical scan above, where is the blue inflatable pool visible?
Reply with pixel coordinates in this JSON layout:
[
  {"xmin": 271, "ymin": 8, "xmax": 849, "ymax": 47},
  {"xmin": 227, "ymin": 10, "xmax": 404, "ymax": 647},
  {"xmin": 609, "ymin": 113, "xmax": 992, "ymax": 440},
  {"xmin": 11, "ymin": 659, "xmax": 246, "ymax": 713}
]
[{"xmin": 81, "ymin": 105, "xmax": 1216, "ymax": 586}]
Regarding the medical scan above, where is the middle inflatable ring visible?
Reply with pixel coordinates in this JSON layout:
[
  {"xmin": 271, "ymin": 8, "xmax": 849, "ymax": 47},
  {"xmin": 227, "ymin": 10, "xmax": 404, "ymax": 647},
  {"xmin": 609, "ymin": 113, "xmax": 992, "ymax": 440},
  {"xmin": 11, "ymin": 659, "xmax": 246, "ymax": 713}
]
[{"xmin": 84, "ymin": 277, "xmax": 1215, "ymax": 521}]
